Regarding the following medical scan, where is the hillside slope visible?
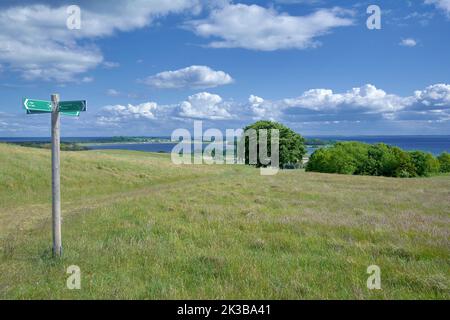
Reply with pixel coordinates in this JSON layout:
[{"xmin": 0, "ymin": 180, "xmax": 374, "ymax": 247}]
[{"xmin": 0, "ymin": 143, "xmax": 449, "ymax": 299}]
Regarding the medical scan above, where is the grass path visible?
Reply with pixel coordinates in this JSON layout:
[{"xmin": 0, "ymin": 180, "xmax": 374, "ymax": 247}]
[{"xmin": 1, "ymin": 173, "xmax": 226, "ymax": 235}]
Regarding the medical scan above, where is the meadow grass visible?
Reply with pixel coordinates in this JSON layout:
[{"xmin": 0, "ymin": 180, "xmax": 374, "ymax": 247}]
[{"xmin": 0, "ymin": 143, "xmax": 449, "ymax": 299}]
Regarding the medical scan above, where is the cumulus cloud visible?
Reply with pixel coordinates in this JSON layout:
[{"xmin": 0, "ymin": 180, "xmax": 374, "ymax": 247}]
[
  {"xmin": 283, "ymin": 84, "xmax": 413, "ymax": 112},
  {"xmin": 185, "ymin": 3, "xmax": 354, "ymax": 51},
  {"xmin": 250, "ymin": 84, "xmax": 449, "ymax": 123},
  {"xmin": 0, "ymin": 0, "xmax": 200, "ymax": 82},
  {"xmin": 248, "ymin": 95, "xmax": 281, "ymax": 120},
  {"xmin": 94, "ymin": 84, "xmax": 450, "ymax": 130},
  {"xmin": 425, "ymin": 0, "xmax": 450, "ymax": 16},
  {"xmin": 414, "ymin": 84, "xmax": 450, "ymax": 109},
  {"xmin": 98, "ymin": 91, "xmax": 233, "ymax": 125},
  {"xmin": 179, "ymin": 92, "xmax": 233, "ymax": 119},
  {"xmin": 101, "ymin": 102, "xmax": 160, "ymax": 123},
  {"xmin": 143, "ymin": 65, "xmax": 233, "ymax": 89},
  {"xmin": 249, "ymin": 95, "xmax": 264, "ymax": 106},
  {"xmin": 400, "ymin": 38, "xmax": 417, "ymax": 47}
]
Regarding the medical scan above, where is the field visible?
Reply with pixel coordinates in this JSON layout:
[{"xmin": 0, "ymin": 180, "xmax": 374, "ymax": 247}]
[{"xmin": 0, "ymin": 143, "xmax": 449, "ymax": 299}]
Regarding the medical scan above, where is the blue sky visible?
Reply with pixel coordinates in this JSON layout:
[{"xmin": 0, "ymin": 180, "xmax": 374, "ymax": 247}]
[{"xmin": 0, "ymin": 0, "xmax": 449, "ymax": 136}]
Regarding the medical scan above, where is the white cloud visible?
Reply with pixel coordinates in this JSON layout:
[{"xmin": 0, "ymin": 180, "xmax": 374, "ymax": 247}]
[
  {"xmin": 425, "ymin": 0, "xmax": 450, "ymax": 16},
  {"xmin": 283, "ymin": 84, "xmax": 412, "ymax": 113},
  {"xmin": 186, "ymin": 3, "xmax": 354, "ymax": 51},
  {"xmin": 248, "ymin": 95, "xmax": 280, "ymax": 120},
  {"xmin": 102, "ymin": 102, "xmax": 159, "ymax": 122},
  {"xmin": 414, "ymin": 84, "xmax": 450, "ymax": 109},
  {"xmin": 95, "ymin": 84, "xmax": 450, "ymax": 129},
  {"xmin": 98, "ymin": 91, "xmax": 233, "ymax": 125},
  {"xmin": 179, "ymin": 92, "xmax": 232, "ymax": 119},
  {"xmin": 103, "ymin": 61, "xmax": 120, "ymax": 69},
  {"xmin": 0, "ymin": 1, "xmax": 200, "ymax": 82},
  {"xmin": 250, "ymin": 84, "xmax": 449, "ymax": 122},
  {"xmin": 400, "ymin": 38, "xmax": 417, "ymax": 47},
  {"xmin": 82, "ymin": 76, "xmax": 94, "ymax": 83},
  {"xmin": 143, "ymin": 65, "xmax": 233, "ymax": 89},
  {"xmin": 249, "ymin": 95, "xmax": 264, "ymax": 106},
  {"xmin": 106, "ymin": 89, "xmax": 120, "ymax": 96}
]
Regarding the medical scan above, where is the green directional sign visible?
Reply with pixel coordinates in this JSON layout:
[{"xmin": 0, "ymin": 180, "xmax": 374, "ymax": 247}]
[
  {"xmin": 23, "ymin": 98, "xmax": 86, "ymax": 116},
  {"xmin": 61, "ymin": 111, "xmax": 81, "ymax": 117},
  {"xmin": 23, "ymin": 98, "xmax": 52, "ymax": 114},
  {"xmin": 58, "ymin": 100, "xmax": 87, "ymax": 113}
]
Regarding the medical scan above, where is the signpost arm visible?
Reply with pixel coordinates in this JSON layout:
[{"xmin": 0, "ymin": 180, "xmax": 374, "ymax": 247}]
[{"xmin": 51, "ymin": 94, "xmax": 62, "ymax": 257}]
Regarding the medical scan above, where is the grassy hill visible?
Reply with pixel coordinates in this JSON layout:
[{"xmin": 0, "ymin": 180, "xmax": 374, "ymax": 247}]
[{"xmin": 0, "ymin": 143, "xmax": 449, "ymax": 299}]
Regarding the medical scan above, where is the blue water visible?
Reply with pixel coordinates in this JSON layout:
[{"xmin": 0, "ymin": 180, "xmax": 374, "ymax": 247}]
[
  {"xmin": 88, "ymin": 142, "xmax": 320, "ymax": 155},
  {"xmin": 310, "ymin": 135, "xmax": 450, "ymax": 156},
  {"xmin": 86, "ymin": 136, "xmax": 450, "ymax": 155},
  {"xmin": 1, "ymin": 136, "xmax": 449, "ymax": 155},
  {"xmin": 90, "ymin": 142, "xmax": 177, "ymax": 153}
]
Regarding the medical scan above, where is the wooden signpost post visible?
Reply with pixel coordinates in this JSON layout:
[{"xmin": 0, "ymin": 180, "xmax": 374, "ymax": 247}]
[{"xmin": 24, "ymin": 94, "xmax": 86, "ymax": 257}]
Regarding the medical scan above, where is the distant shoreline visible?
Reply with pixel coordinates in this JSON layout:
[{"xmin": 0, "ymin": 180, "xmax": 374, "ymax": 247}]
[
  {"xmin": 81, "ymin": 141, "xmax": 177, "ymax": 147},
  {"xmin": 1, "ymin": 135, "xmax": 449, "ymax": 155}
]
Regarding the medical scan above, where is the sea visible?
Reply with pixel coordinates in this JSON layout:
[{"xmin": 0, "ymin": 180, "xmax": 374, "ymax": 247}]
[{"xmin": 1, "ymin": 136, "xmax": 449, "ymax": 156}]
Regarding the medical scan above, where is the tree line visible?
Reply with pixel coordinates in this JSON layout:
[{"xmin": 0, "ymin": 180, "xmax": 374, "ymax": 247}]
[
  {"xmin": 243, "ymin": 121, "xmax": 449, "ymax": 178},
  {"xmin": 306, "ymin": 142, "xmax": 450, "ymax": 177}
]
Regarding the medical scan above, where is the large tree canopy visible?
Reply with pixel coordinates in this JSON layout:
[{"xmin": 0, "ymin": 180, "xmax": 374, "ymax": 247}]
[{"xmin": 242, "ymin": 121, "xmax": 306, "ymax": 168}]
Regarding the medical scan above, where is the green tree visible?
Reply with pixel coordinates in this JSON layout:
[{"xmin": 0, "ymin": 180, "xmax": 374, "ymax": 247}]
[
  {"xmin": 305, "ymin": 148, "xmax": 332, "ymax": 173},
  {"xmin": 306, "ymin": 142, "xmax": 368, "ymax": 175},
  {"xmin": 390, "ymin": 147, "xmax": 416, "ymax": 177},
  {"xmin": 242, "ymin": 121, "xmax": 306, "ymax": 168},
  {"xmin": 362, "ymin": 143, "xmax": 391, "ymax": 176},
  {"xmin": 438, "ymin": 152, "xmax": 450, "ymax": 173},
  {"xmin": 410, "ymin": 151, "xmax": 440, "ymax": 176}
]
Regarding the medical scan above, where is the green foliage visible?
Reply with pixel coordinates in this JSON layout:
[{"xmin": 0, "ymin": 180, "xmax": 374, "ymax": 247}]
[
  {"xmin": 306, "ymin": 142, "xmax": 359, "ymax": 174},
  {"xmin": 242, "ymin": 121, "xmax": 306, "ymax": 168},
  {"xmin": 437, "ymin": 152, "xmax": 450, "ymax": 173},
  {"xmin": 306, "ymin": 142, "xmax": 442, "ymax": 178},
  {"xmin": 410, "ymin": 151, "xmax": 440, "ymax": 177}
]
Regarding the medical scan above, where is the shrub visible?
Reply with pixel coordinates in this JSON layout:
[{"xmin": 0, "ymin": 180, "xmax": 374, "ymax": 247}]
[
  {"xmin": 438, "ymin": 152, "xmax": 450, "ymax": 173},
  {"xmin": 410, "ymin": 151, "xmax": 440, "ymax": 176},
  {"xmin": 306, "ymin": 141, "xmax": 441, "ymax": 178}
]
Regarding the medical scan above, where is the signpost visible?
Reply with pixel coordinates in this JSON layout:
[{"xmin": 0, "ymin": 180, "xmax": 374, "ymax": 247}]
[
  {"xmin": 23, "ymin": 99, "xmax": 52, "ymax": 114},
  {"xmin": 24, "ymin": 94, "xmax": 86, "ymax": 257},
  {"xmin": 24, "ymin": 98, "xmax": 86, "ymax": 116},
  {"xmin": 51, "ymin": 94, "xmax": 62, "ymax": 257},
  {"xmin": 58, "ymin": 100, "xmax": 87, "ymax": 116}
]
